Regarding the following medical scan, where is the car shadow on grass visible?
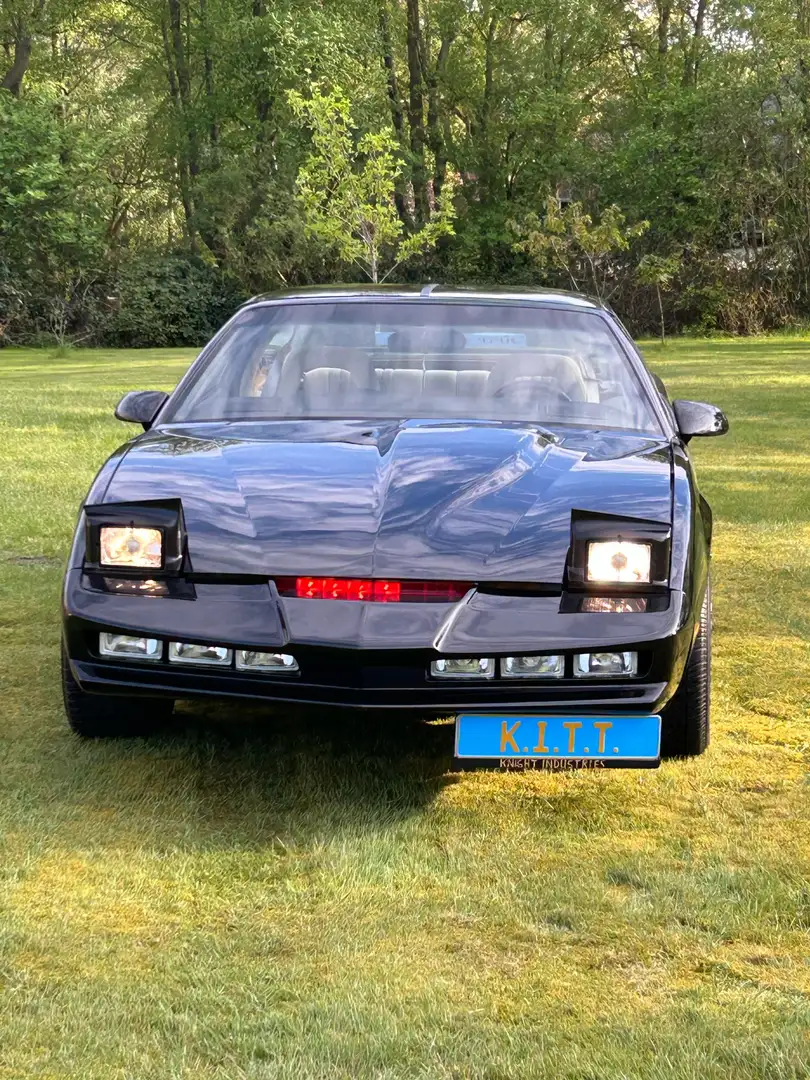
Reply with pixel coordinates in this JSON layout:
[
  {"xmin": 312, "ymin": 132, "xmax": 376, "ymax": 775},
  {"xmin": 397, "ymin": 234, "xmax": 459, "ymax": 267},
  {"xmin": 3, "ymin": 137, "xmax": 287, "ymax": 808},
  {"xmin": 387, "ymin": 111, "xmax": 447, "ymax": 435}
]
[{"xmin": 43, "ymin": 700, "xmax": 461, "ymax": 853}]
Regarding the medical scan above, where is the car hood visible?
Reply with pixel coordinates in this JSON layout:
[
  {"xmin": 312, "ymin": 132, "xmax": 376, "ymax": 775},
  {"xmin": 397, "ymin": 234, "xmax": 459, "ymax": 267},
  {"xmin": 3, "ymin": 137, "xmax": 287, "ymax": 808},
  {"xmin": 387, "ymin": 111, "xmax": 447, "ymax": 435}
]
[{"xmin": 102, "ymin": 419, "xmax": 673, "ymax": 583}]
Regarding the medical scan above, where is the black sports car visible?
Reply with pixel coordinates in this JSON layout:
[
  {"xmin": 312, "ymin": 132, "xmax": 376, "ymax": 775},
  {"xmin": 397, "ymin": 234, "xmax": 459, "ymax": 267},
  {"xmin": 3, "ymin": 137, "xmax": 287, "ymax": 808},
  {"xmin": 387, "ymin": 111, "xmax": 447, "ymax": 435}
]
[{"xmin": 62, "ymin": 286, "xmax": 728, "ymax": 768}]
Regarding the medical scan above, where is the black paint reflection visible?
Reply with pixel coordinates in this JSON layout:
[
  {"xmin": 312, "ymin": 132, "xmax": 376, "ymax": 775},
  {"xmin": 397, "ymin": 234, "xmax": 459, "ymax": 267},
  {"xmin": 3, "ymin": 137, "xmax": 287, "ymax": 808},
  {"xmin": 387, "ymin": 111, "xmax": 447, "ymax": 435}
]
[{"xmin": 104, "ymin": 419, "xmax": 674, "ymax": 583}]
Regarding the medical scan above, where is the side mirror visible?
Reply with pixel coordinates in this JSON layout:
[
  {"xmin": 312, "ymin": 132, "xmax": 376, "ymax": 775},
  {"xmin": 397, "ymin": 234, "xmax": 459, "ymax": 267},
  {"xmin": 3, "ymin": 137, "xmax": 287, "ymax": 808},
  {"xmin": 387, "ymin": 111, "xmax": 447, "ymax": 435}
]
[
  {"xmin": 115, "ymin": 390, "xmax": 169, "ymax": 430},
  {"xmin": 672, "ymin": 399, "xmax": 728, "ymax": 441}
]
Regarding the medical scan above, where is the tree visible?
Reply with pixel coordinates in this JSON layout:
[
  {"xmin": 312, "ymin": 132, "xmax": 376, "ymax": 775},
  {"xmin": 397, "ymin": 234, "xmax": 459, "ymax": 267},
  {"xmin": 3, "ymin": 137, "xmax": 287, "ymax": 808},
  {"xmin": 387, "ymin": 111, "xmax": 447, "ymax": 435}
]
[
  {"xmin": 289, "ymin": 87, "xmax": 456, "ymax": 283},
  {"xmin": 637, "ymin": 252, "xmax": 681, "ymax": 343},
  {"xmin": 514, "ymin": 197, "xmax": 649, "ymax": 301}
]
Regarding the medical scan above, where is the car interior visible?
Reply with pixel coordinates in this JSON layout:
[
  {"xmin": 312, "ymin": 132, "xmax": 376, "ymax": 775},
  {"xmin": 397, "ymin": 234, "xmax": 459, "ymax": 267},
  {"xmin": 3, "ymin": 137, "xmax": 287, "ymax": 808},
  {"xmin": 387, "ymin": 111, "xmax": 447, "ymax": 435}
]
[
  {"xmin": 250, "ymin": 326, "xmax": 596, "ymax": 412},
  {"xmin": 167, "ymin": 306, "xmax": 662, "ymax": 433}
]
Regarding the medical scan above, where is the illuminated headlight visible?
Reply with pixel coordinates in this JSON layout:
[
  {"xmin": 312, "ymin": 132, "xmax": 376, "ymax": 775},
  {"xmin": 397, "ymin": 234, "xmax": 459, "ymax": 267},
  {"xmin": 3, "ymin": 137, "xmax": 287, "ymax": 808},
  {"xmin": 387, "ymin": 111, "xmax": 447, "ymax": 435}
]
[
  {"xmin": 501, "ymin": 655, "xmax": 564, "ymax": 679},
  {"xmin": 574, "ymin": 651, "xmax": 637, "ymax": 678},
  {"xmin": 236, "ymin": 650, "xmax": 299, "ymax": 674},
  {"xmin": 99, "ymin": 633, "xmax": 162, "ymax": 661},
  {"xmin": 430, "ymin": 658, "xmax": 494, "ymax": 679},
  {"xmin": 100, "ymin": 526, "xmax": 162, "ymax": 569},
  {"xmin": 169, "ymin": 642, "xmax": 232, "ymax": 666},
  {"xmin": 586, "ymin": 541, "xmax": 651, "ymax": 584}
]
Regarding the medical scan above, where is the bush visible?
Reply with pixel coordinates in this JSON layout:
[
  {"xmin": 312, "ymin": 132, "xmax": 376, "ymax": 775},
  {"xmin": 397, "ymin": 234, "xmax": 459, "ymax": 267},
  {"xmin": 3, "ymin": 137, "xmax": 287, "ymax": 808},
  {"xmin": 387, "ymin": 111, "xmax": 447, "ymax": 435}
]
[{"xmin": 105, "ymin": 254, "xmax": 246, "ymax": 349}]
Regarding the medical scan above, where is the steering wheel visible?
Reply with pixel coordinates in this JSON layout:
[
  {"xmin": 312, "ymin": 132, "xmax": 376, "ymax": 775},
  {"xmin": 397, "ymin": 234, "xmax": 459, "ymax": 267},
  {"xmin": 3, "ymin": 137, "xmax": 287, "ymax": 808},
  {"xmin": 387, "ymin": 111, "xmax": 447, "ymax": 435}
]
[{"xmin": 493, "ymin": 378, "xmax": 573, "ymax": 404}]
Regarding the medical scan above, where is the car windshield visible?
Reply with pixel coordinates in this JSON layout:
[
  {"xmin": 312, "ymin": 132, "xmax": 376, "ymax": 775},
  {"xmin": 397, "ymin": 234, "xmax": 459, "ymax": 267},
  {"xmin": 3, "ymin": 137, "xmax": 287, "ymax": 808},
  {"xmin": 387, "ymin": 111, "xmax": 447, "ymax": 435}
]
[{"xmin": 162, "ymin": 300, "xmax": 663, "ymax": 434}]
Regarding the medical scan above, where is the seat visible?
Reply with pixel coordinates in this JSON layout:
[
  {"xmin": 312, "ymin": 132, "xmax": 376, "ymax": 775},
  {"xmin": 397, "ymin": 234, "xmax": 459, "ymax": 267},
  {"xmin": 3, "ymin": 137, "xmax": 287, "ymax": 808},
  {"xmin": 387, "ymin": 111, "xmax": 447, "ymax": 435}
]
[
  {"xmin": 373, "ymin": 367, "xmax": 492, "ymax": 406},
  {"xmin": 375, "ymin": 368, "xmax": 424, "ymax": 401},
  {"xmin": 272, "ymin": 345, "xmax": 363, "ymax": 409},
  {"xmin": 302, "ymin": 366, "xmax": 354, "ymax": 402},
  {"xmin": 423, "ymin": 369, "xmax": 457, "ymax": 397},
  {"xmin": 456, "ymin": 370, "xmax": 491, "ymax": 397}
]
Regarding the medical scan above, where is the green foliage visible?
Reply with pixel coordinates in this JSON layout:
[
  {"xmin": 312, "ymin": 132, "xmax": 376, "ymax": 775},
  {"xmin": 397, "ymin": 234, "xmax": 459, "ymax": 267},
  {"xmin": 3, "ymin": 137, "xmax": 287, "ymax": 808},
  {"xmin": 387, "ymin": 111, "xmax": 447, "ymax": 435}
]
[
  {"xmin": 107, "ymin": 255, "xmax": 245, "ymax": 349},
  {"xmin": 289, "ymin": 88, "xmax": 456, "ymax": 283},
  {"xmin": 514, "ymin": 198, "xmax": 649, "ymax": 301},
  {"xmin": 0, "ymin": 91, "xmax": 110, "ymax": 343},
  {"xmin": 637, "ymin": 252, "xmax": 683, "ymax": 343},
  {"xmin": 5, "ymin": 0, "xmax": 810, "ymax": 338}
]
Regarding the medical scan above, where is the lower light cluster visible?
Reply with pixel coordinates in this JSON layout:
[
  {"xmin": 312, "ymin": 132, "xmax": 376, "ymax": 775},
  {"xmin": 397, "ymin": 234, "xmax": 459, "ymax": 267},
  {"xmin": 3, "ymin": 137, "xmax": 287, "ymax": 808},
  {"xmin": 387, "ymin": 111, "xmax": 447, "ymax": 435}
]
[
  {"xmin": 430, "ymin": 652, "xmax": 638, "ymax": 679},
  {"xmin": 98, "ymin": 633, "xmax": 299, "ymax": 673}
]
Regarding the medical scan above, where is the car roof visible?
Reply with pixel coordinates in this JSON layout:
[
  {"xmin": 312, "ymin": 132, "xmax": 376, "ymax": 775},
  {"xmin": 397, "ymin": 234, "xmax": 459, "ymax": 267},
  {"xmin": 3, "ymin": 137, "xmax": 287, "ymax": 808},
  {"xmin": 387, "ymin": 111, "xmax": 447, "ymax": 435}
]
[{"xmin": 239, "ymin": 284, "xmax": 605, "ymax": 312}]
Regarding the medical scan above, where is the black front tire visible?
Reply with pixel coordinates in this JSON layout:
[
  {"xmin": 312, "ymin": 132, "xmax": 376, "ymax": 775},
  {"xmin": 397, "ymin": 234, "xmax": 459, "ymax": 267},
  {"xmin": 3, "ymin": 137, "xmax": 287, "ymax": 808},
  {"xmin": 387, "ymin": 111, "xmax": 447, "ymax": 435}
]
[
  {"xmin": 660, "ymin": 580, "xmax": 711, "ymax": 759},
  {"xmin": 61, "ymin": 645, "xmax": 175, "ymax": 738}
]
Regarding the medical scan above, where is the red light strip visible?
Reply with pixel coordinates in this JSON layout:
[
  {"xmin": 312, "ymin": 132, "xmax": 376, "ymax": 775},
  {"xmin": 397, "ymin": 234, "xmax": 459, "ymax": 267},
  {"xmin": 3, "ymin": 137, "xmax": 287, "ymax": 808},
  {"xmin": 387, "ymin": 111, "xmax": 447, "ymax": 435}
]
[{"xmin": 274, "ymin": 577, "xmax": 471, "ymax": 603}]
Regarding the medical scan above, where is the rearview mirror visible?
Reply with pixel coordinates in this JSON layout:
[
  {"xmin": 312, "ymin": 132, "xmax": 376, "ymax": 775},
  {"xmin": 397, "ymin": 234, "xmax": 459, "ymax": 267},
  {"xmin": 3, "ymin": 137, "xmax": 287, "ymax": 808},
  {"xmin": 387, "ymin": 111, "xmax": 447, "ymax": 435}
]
[
  {"xmin": 115, "ymin": 390, "xmax": 169, "ymax": 430},
  {"xmin": 672, "ymin": 399, "xmax": 728, "ymax": 441}
]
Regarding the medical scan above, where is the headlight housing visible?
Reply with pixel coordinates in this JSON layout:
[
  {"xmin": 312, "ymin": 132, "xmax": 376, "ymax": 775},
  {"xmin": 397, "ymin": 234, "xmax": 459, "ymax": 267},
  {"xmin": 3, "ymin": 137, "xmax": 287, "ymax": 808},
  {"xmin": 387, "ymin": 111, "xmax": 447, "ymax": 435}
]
[
  {"xmin": 100, "ymin": 526, "xmax": 163, "ymax": 569},
  {"xmin": 566, "ymin": 514, "xmax": 671, "ymax": 589},
  {"xmin": 586, "ymin": 540, "xmax": 651, "ymax": 584},
  {"xmin": 84, "ymin": 501, "xmax": 185, "ymax": 576}
]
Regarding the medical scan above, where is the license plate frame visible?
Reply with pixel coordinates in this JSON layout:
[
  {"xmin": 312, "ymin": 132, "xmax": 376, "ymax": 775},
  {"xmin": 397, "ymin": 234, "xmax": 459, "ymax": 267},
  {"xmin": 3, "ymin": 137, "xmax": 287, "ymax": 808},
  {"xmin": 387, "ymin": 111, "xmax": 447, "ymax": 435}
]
[{"xmin": 453, "ymin": 713, "xmax": 661, "ymax": 771}]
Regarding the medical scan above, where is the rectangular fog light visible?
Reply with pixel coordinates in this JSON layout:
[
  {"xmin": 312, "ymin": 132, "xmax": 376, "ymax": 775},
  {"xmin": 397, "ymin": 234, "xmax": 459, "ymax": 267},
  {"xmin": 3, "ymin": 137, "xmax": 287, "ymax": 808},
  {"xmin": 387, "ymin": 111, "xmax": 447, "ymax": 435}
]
[
  {"xmin": 169, "ymin": 641, "xmax": 232, "ymax": 666},
  {"xmin": 99, "ymin": 633, "xmax": 162, "ymax": 661},
  {"xmin": 236, "ymin": 650, "xmax": 299, "ymax": 674},
  {"xmin": 501, "ymin": 655, "xmax": 564, "ymax": 679},
  {"xmin": 574, "ymin": 651, "xmax": 637, "ymax": 678},
  {"xmin": 430, "ymin": 657, "xmax": 494, "ymax": 679}
]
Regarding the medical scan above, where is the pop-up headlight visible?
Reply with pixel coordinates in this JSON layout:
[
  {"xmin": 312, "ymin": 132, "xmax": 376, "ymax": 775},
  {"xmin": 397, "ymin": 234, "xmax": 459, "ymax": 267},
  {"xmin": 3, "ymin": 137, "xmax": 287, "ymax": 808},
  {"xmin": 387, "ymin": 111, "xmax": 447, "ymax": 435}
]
[
  {"xmin": 567, "ymin": 513, "xmax": 671, "ymax": 589},
  {"xmin": 84, "ymin": 501, "xmax": 185, "ymax": 576}
]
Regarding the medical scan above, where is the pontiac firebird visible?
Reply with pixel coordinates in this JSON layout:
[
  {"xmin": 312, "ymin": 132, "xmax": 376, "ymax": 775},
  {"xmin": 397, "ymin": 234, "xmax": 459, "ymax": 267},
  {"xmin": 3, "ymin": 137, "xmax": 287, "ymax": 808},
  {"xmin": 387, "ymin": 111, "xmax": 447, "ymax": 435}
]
[{"xmin": 61, "ymin": 286, "xmax": 728, "ymax": 769}]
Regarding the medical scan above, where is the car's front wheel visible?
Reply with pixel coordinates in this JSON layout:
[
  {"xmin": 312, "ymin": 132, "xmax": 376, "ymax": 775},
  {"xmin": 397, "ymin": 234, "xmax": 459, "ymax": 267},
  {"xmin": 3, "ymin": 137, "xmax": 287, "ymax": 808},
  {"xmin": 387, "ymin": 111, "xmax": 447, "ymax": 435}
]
[
  {"xmin": 660, "ymin": 579, "xmax": 711, "ymax": 758},
  {"xmin": 61, "ymin": 645, "xmax": 175, "ymax": 738}
]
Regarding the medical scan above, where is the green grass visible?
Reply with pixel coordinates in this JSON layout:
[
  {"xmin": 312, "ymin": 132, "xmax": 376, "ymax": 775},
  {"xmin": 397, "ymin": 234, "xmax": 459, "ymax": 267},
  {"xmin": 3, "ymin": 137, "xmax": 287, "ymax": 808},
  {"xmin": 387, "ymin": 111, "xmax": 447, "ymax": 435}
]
[{"xmin": 1, "ymin": 339, "xmax": 809, "ymax": 1080}]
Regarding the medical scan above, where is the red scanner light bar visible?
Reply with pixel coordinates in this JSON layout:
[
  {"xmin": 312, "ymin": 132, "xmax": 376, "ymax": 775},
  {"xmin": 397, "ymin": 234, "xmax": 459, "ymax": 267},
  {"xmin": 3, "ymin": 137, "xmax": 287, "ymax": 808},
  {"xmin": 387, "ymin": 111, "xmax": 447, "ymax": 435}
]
[{"xmin": 275, "ymin": 578, "xmax": 471, "ymax": 603}]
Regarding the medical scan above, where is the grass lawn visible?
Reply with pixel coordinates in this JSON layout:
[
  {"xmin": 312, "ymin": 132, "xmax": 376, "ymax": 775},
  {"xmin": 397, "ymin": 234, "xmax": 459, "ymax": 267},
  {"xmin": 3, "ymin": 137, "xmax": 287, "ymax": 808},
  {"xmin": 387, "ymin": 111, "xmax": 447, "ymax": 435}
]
[{"xmin": 1, "ymin": 338, "xmax": 809, "ymax": 1079}]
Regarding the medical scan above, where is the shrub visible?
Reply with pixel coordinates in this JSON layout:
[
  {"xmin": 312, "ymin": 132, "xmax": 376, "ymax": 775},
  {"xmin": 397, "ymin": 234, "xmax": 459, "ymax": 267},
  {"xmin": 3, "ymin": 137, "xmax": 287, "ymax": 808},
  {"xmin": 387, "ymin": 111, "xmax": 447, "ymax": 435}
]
[{"xmin": 105, "ymin": 254, "xmax": 246, "ymax": 349}]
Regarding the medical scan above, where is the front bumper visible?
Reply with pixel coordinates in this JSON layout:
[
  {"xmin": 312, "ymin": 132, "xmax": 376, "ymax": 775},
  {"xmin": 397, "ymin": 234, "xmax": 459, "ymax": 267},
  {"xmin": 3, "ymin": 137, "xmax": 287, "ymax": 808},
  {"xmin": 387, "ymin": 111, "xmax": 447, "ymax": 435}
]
[{"xmin": 63, "ymin": 570, "xmax": 695, "ymax": 716}]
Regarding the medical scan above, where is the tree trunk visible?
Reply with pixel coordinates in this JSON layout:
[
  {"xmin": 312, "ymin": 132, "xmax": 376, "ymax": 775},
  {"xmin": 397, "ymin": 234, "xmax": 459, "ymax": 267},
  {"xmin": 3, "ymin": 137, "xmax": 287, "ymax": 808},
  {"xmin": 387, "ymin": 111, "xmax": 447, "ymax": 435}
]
[
  {"xmin": 656, "ymin": 0, "xmax": 671, "ymax": 87},
  {"xmin": 478, "ymin": 15, "xmax": 498, "ymax": 201},
  {"xmin": 682, "ymin": 0, "xmax": 707, "ymax": 87},
  {"xmin": 1, "ymin": 32, "xmax": 32, "ymax": 96},
  {"xmin": 379, "ymin": 1, "xmax": 408, "ymax": 223},
  {"xmin": 406, "ymin": 0, "xmax": 429, "ymax": 224},
  {"xmin": 379, "ymin": 3, "xmax": 404, "ymax": 139},
  {"xmin": 167, "ymin": 0, "xmax": 198, "ymax": 176},
  {"xmin": 425, "ymin": 34, "xmax": 453, "ymax": 200},
  {"xmin": 160, "ymin": 15, "xmax": 196, "ymax": 248},
  {"xmin": 657, "ymin": 2, "xmax": 671, "ymax": 60},
  {"xmin": 253, "ymin": 0, "xmax": 273, "ymax": 136},
  {"xmin": 231, "ymin": 0, "xmax": 278, "ymax": 243},
  {"xmin": 200, "ymin": 0, "xmax": 219, "ymax": 147}
]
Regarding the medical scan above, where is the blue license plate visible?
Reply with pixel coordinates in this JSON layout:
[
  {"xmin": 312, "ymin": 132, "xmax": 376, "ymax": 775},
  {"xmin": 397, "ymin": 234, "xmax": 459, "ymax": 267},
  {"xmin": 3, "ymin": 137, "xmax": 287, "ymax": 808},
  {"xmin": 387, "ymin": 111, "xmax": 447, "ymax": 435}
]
[{"xmin": 455, "ymin": 714, "xmax": 661, "ymax": 765}]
